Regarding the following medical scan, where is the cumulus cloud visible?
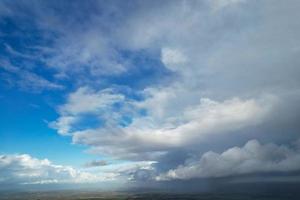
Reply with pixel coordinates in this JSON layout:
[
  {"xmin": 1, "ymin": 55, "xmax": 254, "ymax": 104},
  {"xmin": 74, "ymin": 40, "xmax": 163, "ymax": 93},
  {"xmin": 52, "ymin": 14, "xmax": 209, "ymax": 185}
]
[
  {"xmin": 0, "ymin": 154, "xmax": 113, "ymax": 185},
  {"xmin": 0, "ymin": 154, "xmax": 156, "ymax": 185},
  {"xmin": 157, "ymin": 139, "xmax": 300, "ymax": 180},
  {"xmin": 68, "ymin": 94, "xmax": 274, "ymax": 160}
]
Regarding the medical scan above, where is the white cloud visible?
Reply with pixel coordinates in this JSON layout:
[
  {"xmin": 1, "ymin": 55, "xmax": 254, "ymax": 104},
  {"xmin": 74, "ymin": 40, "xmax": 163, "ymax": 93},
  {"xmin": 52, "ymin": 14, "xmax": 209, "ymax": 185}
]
[
  {"xmin": 0, "ymin": 154, "xmax": 156, "ymax": 185},
  {"xmin": 161, "ymin": 48, "xmax": 187, "ymax": 71},
  {"xmin": 50, "ymin": 116, "xmax": 78, "ymax": 136},
  {"xmin": 134, "ymin": 96, "xmax": 272, "ymax": 147},
  {"xmin": 70, "ymin": 94, "xmax": 274, "ymax": 160},
  {"xmin": 0, "ymin": 154, "xmax": 114, "ymax": 185},
  {"xmin": 50, "ymin": 87, "xmax": 125, "ymax": 135},
  {"xmin": 157, "ymin": 139, "xmax": 300, "ymax": 180},
  {"xmin": 59, "ymin": 87, "xmax": 124, "ymax": 115},
  {"xmin": 43, "ymin": 29, "xmax": 127, "ymax": 77}
]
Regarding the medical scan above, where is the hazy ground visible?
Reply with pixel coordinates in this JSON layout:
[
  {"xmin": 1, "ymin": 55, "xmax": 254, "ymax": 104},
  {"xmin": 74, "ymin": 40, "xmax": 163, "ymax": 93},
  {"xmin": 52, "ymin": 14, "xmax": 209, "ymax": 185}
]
[
  {"xmin": 0, "ymin": 191, "xmax": 299, "ymax": 200},
  {"xmin": 1, "ymin": 182, "xmax": 299, "ymax": 200}
]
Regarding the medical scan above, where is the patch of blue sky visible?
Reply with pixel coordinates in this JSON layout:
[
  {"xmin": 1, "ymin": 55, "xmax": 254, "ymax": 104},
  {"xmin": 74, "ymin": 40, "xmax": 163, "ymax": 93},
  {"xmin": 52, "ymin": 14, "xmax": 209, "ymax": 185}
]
[
  {"xmin": 0, "ymin": 17, "xmax": 64, "ymax": 91},
  {"xmin": 0, "ymin": 2, "xmax": 173, "ymax": 170},
  {"xmin": 108, "ymin": 49, "xmax": 173, "ymax": 90},
  {"xmin": 119, "ymin": 115, "xmax": 133, "ymax": 127},
  {"xmin": 71, "ymin": 113, "xmax": 104, "ymax": 132},
  {"xmin": 0, "ymin": 86, "xmax": 98, "ymax": 167}
]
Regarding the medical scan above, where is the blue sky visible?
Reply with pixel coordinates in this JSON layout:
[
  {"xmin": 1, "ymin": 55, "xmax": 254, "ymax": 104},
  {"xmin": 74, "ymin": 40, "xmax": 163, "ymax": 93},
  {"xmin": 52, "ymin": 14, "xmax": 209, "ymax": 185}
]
[{"xmin": 1, "ymin": 0, "xmax": 300, "ymax": 190}]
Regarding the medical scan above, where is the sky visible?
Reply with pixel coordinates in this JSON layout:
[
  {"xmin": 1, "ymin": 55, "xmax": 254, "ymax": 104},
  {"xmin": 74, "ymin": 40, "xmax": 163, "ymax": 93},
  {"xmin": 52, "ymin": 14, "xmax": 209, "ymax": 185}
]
[{"xmin": 0, "ymin": 0, "xmax": 300, "ymax": 191}]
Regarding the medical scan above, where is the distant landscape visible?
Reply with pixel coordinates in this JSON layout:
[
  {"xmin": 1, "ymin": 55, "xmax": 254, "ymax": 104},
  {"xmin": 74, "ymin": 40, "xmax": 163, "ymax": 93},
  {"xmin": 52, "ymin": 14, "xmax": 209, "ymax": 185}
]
[
  {"xmin": 1, "ymin": 182, "xmax": 300, "ymax": 200},
  {"xmin": 0, "ymin": 191, "xmax": 299, "ymax": 200}
]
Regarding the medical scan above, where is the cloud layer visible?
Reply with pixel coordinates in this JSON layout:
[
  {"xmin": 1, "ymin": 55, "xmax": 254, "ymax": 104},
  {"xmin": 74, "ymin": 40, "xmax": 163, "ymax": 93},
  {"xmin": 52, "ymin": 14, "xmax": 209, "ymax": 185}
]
[
  {"xmin": 0, "ymin": 154, "xmax": 156, "ymax": 186},
  {"xmin": 157, "ymin": 139, "xmax": 300, "ymax": 180},
  {"xmin": 0, "ymin": 154, "xmax": 104, "ymax": 185},
  {"xmin": 68, "ymin": 93, "xmax": 274, "ymax": 160}
]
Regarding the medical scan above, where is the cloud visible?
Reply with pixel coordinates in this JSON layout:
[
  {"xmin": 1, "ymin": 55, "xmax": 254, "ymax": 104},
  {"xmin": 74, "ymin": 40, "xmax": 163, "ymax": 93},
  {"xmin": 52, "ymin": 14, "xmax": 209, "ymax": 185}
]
[
  {"xmin": 2, "ymin": 0, "xmax": 300, "ymax": 186},
  {"xmin": 84, "ymin": 160, "xmax": 108, "ymax": 168},
  {"xmin": 68, "ymin": 93, "xmax": 274, "ymax": 160},
  {"xmin": 209, "ymin": 0, "xmax": 245, "ymax": 12},
  {"xmin": 0, "ymin": 154, "xmax": 156, "ymax": 186},
  {"xmin": 161, "ymin": 48, "xmax": 187, "ymax": 71},
  {"xmin": 59, "ymin": 87, "xmax": 124, "ymax": 115},
  {"xmin": 157, "ymin": 139, "xmax": 300, "ymax": 180},
  {"xmin": 42, "ymin": 29, "xmax": 127, "ymax": 77},
  {"xmin": 41, "ymin": 1, "xmax": 300, "ymax": 184},
  {"xmin": 0, "ymin": 154, "xmax": 114, "ymax": 185},
  {"xmin": 81, "ymin": 160, "xmax": 157, "ymax": 183},
  {"xmin": 50, "ymin": 86, "xmax": 126, "ymax": 135},
  {"xmin": 0, "ymin": 1, "xmax": 129, "ymax": 91},
  {"xmin": 0, "ymin": 59, "xmax": 63, "ymax": 91},
  {"xmin": 2, "ymin": 0, "xmax": 300, "ymax": 93}
]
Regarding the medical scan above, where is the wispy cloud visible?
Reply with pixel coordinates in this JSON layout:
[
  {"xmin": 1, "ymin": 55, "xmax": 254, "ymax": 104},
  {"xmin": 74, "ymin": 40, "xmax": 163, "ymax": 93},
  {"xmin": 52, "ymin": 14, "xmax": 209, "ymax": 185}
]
[{"xmin": 0, "ymin": 59, "xmax": 63, "ymax": 91}]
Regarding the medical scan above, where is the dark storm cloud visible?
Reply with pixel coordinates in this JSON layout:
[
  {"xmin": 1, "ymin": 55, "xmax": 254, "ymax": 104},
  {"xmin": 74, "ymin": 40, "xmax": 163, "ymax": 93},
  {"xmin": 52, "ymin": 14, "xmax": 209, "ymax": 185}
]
[{"xmin": 157, "ymin": 139, "xmax": 300, "ymax": 180}]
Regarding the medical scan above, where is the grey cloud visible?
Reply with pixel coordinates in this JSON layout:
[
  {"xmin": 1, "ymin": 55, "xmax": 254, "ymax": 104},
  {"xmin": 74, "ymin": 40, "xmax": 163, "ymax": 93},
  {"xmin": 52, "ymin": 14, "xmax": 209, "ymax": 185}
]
[
  {"xmin": 131, "ymin": 169, "xmax": 156, "ymax": 182},
  {"xmin": 1, "ymin": 0, "xmax": 299, "ymax": 93},
  {"xmin": 157, "ymin": 139, "xmax": 300, "ymax": 180},
  {"xmin": 84, "ymin": 160, "xmax": 108, "ymax": 168}
]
